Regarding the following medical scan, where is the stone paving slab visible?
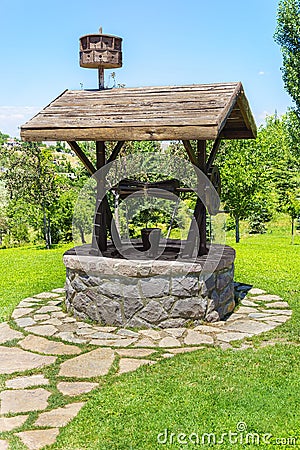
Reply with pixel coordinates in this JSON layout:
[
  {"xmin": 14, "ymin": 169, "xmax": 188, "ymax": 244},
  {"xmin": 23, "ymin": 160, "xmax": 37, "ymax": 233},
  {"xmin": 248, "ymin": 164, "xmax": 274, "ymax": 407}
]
[
  {"xmin": 14, "ymin": 317, "xmax": 36, "ymax": 328},
  {"xmin": 0, "ymin": 440, "xmax": 9, "ymax": 450},
  {"xmin": 57, "ymin": 382, "xmax": 98, "ymax": 397},
  {"xmin": 24, "ymin": 324, "xmax": 58, "ymax": 337},
  {"xmin": 0, "ymin": 415, "xmax": 28, "ymax": 432},
  {"xmin": 216, "ymin": 331, "xmax": 252, "ymax": 342},
  {"xmin": 118, "ymin": 358, "xmax": 156, "ymax": 374},
  {"xmin": 184, "ymin": 330, "xmax": 214, "ymax": 346},
  {"xmin": 261, "ymin": 309, "xmax": 292, "ymax": 316},
  {"xmin": 0, "ymin": 323, "xmax": 23, "ymax": 343},
  {"xmin": 59, "ymin": 348, "xmax": 115, "ymax": 378},
  {"xmin": 159, "ymin": 336, "xmax": 181, "ymax": 347},
  {"xmin": 89, "ymin": 338, "xmax": 137, "ymax": 347},
  {"xmin": 115, "ymin": 348, "xmax": 156, "ymax": 358},
  {"xmin": 248, "ymin": 288, "xmax": 266, "ymax": 295},
  {"xmin": 5, "ymin": 374, "xmax": 49, "ymax": 389},
  {"xmin": 12, "ymin": 308, "xmax": 34, "ymax": 319},
  {"xmin": 0, "ymin": 388, "xmax": 50, "ymax": 414},
  {"xmin": 265, "ymin": 301, "xmax": 290, "ymax": 309},
  {"xmin": 224, "ymin": 320, "xmax": 276, "ymax": 335},
  {"xmin": 16, "ymin": 429, "xmax": 59, "ymax": 450},
  {"xmin": 250, "ymin": 294, "xmax": 282, "ymax": 302},
  {"xmin": 34, "ymin": 402, "xmax": 85, "ymax": 427},
  {"xmin": 134, "ymin": 338, "xmax": 156, "ymax": 348},
  {"xmin": 20, "ymin": 334, "xmax": 81, "ymax": 355},
  {"xmin": 168, "ymin": 347, "xmax": 205, "ymax": 354},
  {"xmin": 0, "ymin": 347, "xmax": 56, "ymax": 375},
  {"xmin": 34, "ymin": 292, "xmax": 60, "ymax": 299}
]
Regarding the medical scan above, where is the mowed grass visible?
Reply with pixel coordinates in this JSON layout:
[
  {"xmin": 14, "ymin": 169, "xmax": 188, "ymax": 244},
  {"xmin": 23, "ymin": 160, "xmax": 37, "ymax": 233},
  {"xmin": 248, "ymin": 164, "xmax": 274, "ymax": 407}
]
[
  {"xmin": 0, "ymin": 244, "xmax": 69, "ymax": 321},
  {"xmin": 0, "ymin": 221, "xmax": 300, "ymax": 449},
  {"xmin": 52, "ymin": 225, "xmax": 300, "ymax": 450}
]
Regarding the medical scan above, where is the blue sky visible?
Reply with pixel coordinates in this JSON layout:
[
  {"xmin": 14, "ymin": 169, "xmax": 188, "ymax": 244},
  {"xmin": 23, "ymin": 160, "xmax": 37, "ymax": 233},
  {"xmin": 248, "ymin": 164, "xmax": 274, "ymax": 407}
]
[{"xmin": 0, "ymin": 0, "xmax": 292, "ymax": 137}]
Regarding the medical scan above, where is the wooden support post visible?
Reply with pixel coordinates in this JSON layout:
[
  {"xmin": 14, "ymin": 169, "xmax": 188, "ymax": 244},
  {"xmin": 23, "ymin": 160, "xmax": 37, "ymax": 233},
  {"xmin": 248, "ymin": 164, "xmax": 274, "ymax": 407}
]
[
  {"xmin": 182, "ymin": 140, "xmax": 208, "ymax": 258},
  {"xmin": 98, "ymin": 67, "xmax": 105, "ymax": 90},
  {"xmin": 91, "ymin": 141, "xmax": 107, "ymax": 254},
  {"xmin": 197, "ymin": 140, "xmax": 208, "ymax": 256}
]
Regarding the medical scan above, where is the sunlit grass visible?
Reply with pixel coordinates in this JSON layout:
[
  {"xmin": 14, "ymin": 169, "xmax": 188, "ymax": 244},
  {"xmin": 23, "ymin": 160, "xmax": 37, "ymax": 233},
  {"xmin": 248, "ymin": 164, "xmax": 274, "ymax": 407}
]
[{"xmin": 0, "ymin": 244, "xmax": 69, "ymax": 321}]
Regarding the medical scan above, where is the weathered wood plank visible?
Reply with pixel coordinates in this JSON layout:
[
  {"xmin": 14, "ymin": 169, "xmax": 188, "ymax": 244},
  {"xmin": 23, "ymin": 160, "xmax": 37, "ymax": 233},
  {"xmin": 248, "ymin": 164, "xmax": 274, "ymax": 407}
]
[
  {"xmin": 21, "ymin": 82, "xmax": 256, "ymax": 141},
  {"xmin": 21, "ymin": 125, "xmax": 219, "ymax": 141}
]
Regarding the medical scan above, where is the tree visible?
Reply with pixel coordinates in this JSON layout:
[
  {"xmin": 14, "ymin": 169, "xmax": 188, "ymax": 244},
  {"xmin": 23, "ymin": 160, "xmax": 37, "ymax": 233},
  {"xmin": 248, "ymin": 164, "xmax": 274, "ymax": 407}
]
[
  {"xmin": 0, "ymin": 142, "xmax": 66, "ymax": 248},
  {"xmin": 274, "ymin": 0, "xmax": 300, "ymax": 111},
  {"xmin": 216, "ymin": 139, "xmax": 268, "ymax": 243}
]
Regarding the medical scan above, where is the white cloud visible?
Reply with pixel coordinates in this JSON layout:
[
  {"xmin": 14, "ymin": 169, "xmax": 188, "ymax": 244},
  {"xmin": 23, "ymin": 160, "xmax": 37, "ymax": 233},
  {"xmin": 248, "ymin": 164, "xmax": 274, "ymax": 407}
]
[
  {"xmin": 258, "ymin": 71, "xmax": 265, "ymax": 76},
  {"xmin": 0, "ymin": 106, "xmax": 41, "ymax": 138}
]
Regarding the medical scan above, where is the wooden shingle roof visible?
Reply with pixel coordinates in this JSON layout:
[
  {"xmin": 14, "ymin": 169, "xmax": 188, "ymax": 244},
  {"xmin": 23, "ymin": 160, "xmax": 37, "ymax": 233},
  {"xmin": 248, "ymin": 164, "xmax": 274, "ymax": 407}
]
[{"xmin": 21, "ymin": 82, "xmax": 256, "ymax": 142}]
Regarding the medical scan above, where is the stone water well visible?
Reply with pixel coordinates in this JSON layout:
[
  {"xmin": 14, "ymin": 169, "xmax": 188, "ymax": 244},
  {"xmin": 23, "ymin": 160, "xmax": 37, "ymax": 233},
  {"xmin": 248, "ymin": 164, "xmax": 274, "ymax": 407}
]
[{"xmin": 20, "ymin": 28, "xmax": 257, "ymax": 328}]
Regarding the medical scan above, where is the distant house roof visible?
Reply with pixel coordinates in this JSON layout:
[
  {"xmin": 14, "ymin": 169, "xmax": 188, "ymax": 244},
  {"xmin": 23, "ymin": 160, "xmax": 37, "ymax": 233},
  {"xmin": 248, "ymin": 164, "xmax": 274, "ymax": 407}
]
[{"xmin": 21, "ymin": 82, "xmax": 256, "ymax": 142}]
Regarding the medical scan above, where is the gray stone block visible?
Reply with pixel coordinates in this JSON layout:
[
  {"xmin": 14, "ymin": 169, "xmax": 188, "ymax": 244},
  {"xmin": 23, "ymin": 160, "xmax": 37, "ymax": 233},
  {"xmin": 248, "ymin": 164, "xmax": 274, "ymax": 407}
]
[
  {"xmin": 217, "ymin": 269, "xmax": 233, "ymax": 291},
  {"xmin": 206, "ymin": 290, "xmax": 220, "ymax": 314},
  {"xmin": 123, "ymin": 297, "xmax": 144, "ymax": 319},
  {"xmin": 71, "ymin": 276, "xmax": 88, "ymax": 292},
  {"xmin": 137, "ymin": 301, "xmax": 168, "ymax": 324},
  {"xmin": 162, "ymin": 297, "xmax": 176, "ymax": 312},
  {"xmin": 171, "ymin": 276, "xmax": 199, "ymax": 297},
  {"xmin": 126, "ymin": 316, "xmax": 151, "ymax": 329},
  {"xmin": 205, "ymin": 311, "xmax": 220, "ymax": 322},
  {"xmin": 201, "ymin": 274, "xmax": 215, "ymax": 296},
  {"xmin": 139, "ymin": 278, "xmax": 170, "ymax": 298},
  {"xmin": 158, "ymin": 318, "xmax": 187, "ymax": 329},
  {"xmin": 123, "ymin": 283, "xmax": 141, "ymax": 300},
  {"xmin": 220, "ymin": 283, "xmax": 234, "ymax": 305},
  {"xmin": 99, "ymin": 281, "xmax": 123, "ymax": 299},
  {"xmin": 96, "ymin": 297, "xmax": 123, "ymax": 326},
  {"xmin": 171, "ymin": 297, "xmax": 207, "ymax": 319}
]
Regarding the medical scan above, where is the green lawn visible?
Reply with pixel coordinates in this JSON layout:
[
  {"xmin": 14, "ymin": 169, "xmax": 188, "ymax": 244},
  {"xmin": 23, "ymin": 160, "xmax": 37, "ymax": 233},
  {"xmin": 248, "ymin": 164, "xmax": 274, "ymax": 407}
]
[
  {"xmin": 1, "ymin": 221, "xmax": 300, "ymax": 449},
  {"xmin": 0, "ymin": 244, "xmax": 69, "ymax": 322}
]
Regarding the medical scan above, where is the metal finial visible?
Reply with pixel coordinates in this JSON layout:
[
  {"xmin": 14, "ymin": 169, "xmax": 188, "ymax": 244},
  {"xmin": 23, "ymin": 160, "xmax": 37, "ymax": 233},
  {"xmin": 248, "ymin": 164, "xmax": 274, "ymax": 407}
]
[{"xmin": 99, "ymin": 26, "xmax": 103, "ymax": 34}]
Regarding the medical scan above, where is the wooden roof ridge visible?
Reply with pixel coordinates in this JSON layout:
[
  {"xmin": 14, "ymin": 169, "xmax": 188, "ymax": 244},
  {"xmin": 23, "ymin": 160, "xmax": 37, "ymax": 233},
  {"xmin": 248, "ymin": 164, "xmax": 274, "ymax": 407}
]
[{"xmin": 21, "ymin": 82, "xmax": 257, "ymax": 142}]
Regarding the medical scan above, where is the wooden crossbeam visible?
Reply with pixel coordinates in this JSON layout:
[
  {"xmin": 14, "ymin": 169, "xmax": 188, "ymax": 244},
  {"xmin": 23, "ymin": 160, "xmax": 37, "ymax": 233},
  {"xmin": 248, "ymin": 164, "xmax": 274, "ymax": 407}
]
[{"xmin": 67, "ymin": 141, "xmax": 96, "ymax": 175}]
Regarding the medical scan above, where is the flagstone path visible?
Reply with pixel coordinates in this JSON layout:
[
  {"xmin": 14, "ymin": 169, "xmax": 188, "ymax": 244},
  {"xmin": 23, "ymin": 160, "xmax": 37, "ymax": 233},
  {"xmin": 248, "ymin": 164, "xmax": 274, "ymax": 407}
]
[{"xmin": 0, "ymin": 287, "xmax": 292, "ymax": 449}]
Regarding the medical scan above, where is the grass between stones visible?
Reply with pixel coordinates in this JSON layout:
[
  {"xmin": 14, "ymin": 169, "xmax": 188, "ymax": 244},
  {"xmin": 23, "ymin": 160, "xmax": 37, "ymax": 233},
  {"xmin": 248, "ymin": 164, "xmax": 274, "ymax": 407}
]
[{"xmin": 0, "ymin": 223, "xmax": 300, "ymax": 449}]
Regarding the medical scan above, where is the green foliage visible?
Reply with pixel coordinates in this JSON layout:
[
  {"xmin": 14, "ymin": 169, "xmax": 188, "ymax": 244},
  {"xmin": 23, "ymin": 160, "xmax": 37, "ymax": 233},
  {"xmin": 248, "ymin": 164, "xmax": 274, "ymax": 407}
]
[
  {"xmin": 0, "ymin": 141, "xmax": 78, "ymax": 248},
  {"xmin": 274, "ymin": 0, "xmax": 300, "ymax": 111}
]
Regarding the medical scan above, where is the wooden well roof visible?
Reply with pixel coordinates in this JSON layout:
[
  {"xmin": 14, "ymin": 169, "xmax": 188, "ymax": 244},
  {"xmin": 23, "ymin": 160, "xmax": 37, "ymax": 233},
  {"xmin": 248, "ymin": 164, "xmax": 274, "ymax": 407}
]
[{"xmin": 21, "ymin": 82, "xmax": 256, "ymax": 142}]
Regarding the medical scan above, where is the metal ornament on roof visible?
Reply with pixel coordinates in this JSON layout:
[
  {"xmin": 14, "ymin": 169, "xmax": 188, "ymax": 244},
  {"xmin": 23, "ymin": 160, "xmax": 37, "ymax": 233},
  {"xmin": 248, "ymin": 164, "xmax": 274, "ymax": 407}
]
[{"xmin": 79, "ymin": 27, "xmax": 123, "ymax": 90}]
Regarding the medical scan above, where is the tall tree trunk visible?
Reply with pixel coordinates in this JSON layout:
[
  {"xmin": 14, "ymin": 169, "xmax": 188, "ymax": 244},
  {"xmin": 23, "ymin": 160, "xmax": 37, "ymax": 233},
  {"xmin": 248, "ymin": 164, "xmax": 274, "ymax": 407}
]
[
  {"xmin": 235, "ymin": 216, "xmax": 240, "ymax": 243},
  {"xmin": 42, "ymin": 201, "xmax": 50, "ymax": 249},
  {"xmin": 291, "ymin": 217, "xmax": 295, "ymax": 245},
  {"xmin": 43, "ymin": 209, "xmax": 49, "ymax": 249},
  {"xmin": 79, "ymin": 225, "xmax": 86, "ymax": 244},
  {"xmin": 47, "ymin": 217, "xmax": 52, "ymax": 247}
]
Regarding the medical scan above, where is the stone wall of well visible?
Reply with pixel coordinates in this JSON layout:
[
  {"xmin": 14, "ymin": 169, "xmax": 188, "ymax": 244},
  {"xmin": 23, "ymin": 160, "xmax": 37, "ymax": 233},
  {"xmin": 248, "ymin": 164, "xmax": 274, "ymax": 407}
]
[{"xmin": 63, "ymin": 246, "xmax": 236, "ymax": 328}]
